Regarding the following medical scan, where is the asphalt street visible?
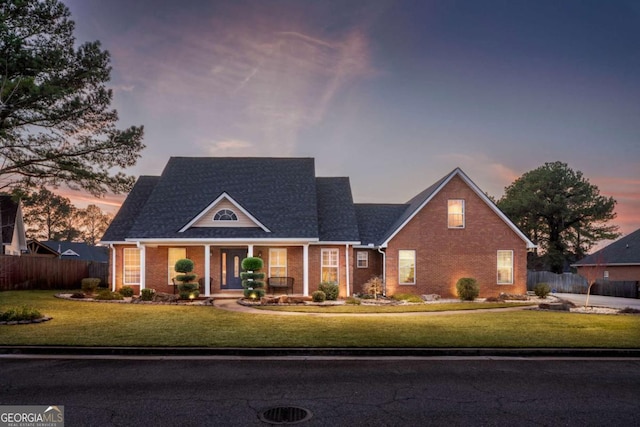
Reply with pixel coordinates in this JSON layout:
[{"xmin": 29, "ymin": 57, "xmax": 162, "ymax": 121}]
[{"xmin": 1, "ymin": 358, "xmax": 639, "ymax": 426}]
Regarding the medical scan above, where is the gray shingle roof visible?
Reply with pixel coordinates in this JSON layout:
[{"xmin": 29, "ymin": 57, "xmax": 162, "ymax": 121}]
[
  {"xmin": 41, "ymin": 241, "xmax": 109, "ymax": 262},
  {"xmin": 316, "ymin": 177, "xmax": 360, "ymax": 242},
  {"xmin": 355, "ymin": 204, "xmax": 408, "ymax": 246},
  {"xmin": 573, "ymin": 228, "xmax": 640, "ymax": 266}
]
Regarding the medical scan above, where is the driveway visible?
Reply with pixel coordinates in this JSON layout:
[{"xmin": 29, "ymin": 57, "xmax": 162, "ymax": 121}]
[{"xmin": 554, "ymin": 293, "xmax": 640, "ymax": 310}]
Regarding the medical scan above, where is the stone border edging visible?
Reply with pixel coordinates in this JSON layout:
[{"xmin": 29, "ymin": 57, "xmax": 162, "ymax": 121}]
[{"xmin": 0, "ymin": 316, "xmax": 52, "ymax": 326}]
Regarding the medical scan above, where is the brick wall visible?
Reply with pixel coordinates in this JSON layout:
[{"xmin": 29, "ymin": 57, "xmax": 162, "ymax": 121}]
[
  {"xmin": 385, "ymin": 175, "xmax": 528, "ymax": 298},
  {"xmin": 353, "ymin": 248, "xmax": 384, "ymax": 294}
]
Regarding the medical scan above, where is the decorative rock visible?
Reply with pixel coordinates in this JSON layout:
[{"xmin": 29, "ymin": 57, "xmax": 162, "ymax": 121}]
[
  {"xmin": 152, "ymin": 292, "xmax": 179, "ymax": 303},
  {"xmin": 261, "ymin": 296, "xmax": 280, "ymax": 305},
  {"xmin": 422, "ymin": 294, "xmax": 441, "ymax": 302}
]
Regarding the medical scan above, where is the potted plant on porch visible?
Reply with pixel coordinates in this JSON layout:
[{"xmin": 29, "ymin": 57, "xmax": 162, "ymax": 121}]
[
  {"xmin": 240, "ymin": 257, "xmax": 265, "ymax": 300},
  {"xmin": 175, "ymin": 258, "xmax": 200, "ymax": 299}
]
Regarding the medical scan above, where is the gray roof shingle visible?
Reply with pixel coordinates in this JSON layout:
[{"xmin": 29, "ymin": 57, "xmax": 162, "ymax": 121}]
[
  {"xmin": 573, "ymin": 228, "xmax": 640, "ymax": 266},
  {"xmin": 355, "ymin": 204, "xmax": 408, "ymax": 246},
  {"xmin": 316, "ymin": 177, "xmax": 360, "ymax": 242}
]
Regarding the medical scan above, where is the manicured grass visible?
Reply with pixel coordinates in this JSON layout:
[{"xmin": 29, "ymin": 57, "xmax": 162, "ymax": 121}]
[
  {"xmin": 1, "ymin": 290, "xmax": 639, "ymax": 348},
  {"xmin": 255, "ymin": 301, "xmax": 534, "ymax": 313}
]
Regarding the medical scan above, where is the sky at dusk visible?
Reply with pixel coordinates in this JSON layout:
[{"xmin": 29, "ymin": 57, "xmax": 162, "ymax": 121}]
[{"xmin": 62, "ymin": 0, "xmax": 640, "ymax": 247}]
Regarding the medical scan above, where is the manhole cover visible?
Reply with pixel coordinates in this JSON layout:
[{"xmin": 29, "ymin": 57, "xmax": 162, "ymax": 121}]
[{"xmin": 258, "ymin": 406, "xmax": 312, "ymax": 424}]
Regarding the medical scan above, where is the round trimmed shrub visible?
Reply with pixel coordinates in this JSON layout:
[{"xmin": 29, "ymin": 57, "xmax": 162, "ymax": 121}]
[
  {"xmin": 174, "ymin": 258, "xmax": 194, "ymax": 274},
  {"xmin": 140, "ymin": 288, "xmax": 155, "ymax": 301},
  {"xmin": 318, "ymin": 282, "xmax": 339, "ymax": 300},
  {"xmin": 241, "ymin": 257, "xmax": 263, "ymax": 271},
  {"xmin": 456, "ymin": 277, "xmax": 479, "ymax": 301},
  {"xmin": 534, "ymin": 282, "xmax": 551, "ymax": 298},
  {"xmin": 119, "ymin": 286, "xmax": 134, "ymax": 297},
  {"xmin": 312, "ymin": 290, "xmax": 326, "ymax": 302}
]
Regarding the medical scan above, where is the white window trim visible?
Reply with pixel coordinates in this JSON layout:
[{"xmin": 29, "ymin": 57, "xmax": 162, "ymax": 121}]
[
  {"xmin": 213, "ymin": 209, "xmax": 238, "ymax": 222},
  {"xmin": 269, "ymin": 248, "xmax": 287, "ymax": 278},
  {"xmin": 123, "ymin": 248, "xmax": 141, "ymax": 285},
  {"xmin": 448, "ymin": 199, "xmax": 465, "ymax": 229},
  {"xmin": 321, "ymin": 248, "xmax": 339, "ymax": 284},
  {"xmin": 356, "ymin": 251, "xmax": 369, "ymax": 268},
  {"xmin": 398, "ymin": 250, "xmax": 416, "ymax": 285},
  {"xmin": 497, "ymin": 250, "xmax": 514, "ymax": 285}
]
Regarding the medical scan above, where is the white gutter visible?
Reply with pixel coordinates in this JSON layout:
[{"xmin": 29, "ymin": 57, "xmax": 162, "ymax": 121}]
[
  {"xmin": 110, "ymin": 244, "xmax": 116, "ymax": 292},
  {"xmin": 378, "ymin": 247, "xmax": 387, "ymax": 296}
]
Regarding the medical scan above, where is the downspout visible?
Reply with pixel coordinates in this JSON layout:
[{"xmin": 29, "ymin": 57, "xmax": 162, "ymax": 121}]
[
  {"xmin": 378, "ymin": 247, "xmax": 387, "ymax": 296},
  {"xmin": 110, "ymin": 244, "xmax": 116, "ymax": 292},
  {"xmin": 345, "ymin": 244, "xmax": 350, "ymax": 297}
]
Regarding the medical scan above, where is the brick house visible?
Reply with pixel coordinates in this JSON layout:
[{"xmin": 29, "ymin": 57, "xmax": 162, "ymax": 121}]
[{"xmin": 101, "ymin": 157, "xmax": 535, "ymax": 298}]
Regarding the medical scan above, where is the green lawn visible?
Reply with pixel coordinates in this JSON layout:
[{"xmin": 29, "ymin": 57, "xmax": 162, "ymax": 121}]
[
  {"xmin": 255, "ymin": 301, "xmax": 533, "ymax": 313},
  {"xmin": 1, "ymin": 290, "xmax": 639, "ymax": 348}
]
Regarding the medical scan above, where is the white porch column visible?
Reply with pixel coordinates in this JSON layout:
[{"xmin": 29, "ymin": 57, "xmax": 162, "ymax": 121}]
[
  {"xmin": 247, "ymin": 244, "xmax": 254, "ymax": 257},
  {"xmin": 345, "ymin": 244, "xmax": 350, "ymax": 297},
  {"xmin": 204, "ymin": 245, "xmax": 211, "ymax": 297},
  {"xmin": 138, "ymin": 243, "xmax": 146, "ymax": 290},
  {"xmin": 303, "ymin": 244, "xmax": 309, "ymax": 296},
  {"xmin": 110, "ymin": 244, "xmax": 116, "ymax": 292}
]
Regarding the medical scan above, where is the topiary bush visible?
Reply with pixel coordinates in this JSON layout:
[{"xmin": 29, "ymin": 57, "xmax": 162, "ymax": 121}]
[
  {"xmin": 140, "ymin": 288, "xmax": 155, "ymax": 301},
  {"xmin": 119, "ymin": 286, "xmax": 134, "ymax": 297},
  {"xmin": 312, "ymin": 290, "xmax": 326, "ymax": 302},
  {"xmin": 456, "ymin": 277, "xmax": 479, "ymax": 301},
  {"xmin": 175, "ymin": 258, "xmax": 199, "ymax": 299},
  {"xmin": 534, "ymin": 282, "xmax": 551, "ymax": 299},
  {"xmin": 318, "ymin": 282, "xmax": 339, "ymax": 300},
  {"xmin": 241, "ymin": 257, "xmax": 265, "ymax": 299},
  {"xmin": 81, "ymin": 278, "xmax": 101, "ymax": 295}
]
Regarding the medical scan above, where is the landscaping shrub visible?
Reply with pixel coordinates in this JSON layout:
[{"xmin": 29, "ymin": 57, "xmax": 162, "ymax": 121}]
[
  {"xmin": 241, "ymin": 257, "xmax": 263, "ymax": 271},
  {"xmin": 243, "ymin": 288, "xmax": 265, "ymax": 299},
  {"xmin": 175, "ymin": 258, "xmax": 197, "ymax": 284},
  {"xmin": 241, "ymin": 257, "xmax": 265, "ymax": 299},
  {"xmin": 456, "ymin": 277, "xmax": 479, "ymax": 301},
  {"xmin": 534, "ymin": 283, "xmax": 551, "ymax": 299},
  {"xmin": 312, "ymin": 290, "xmax": 326, "ymax": 302},
  {"xmin": 0, "ymin": 306, "xmax": 42, "ymax": 321},
  {"xmin": 318, "ymin": 282, "xmax": 339, "ymax": 301},
  {"xmin": 362, "ymin": 276, "xmax": 384, "ymax": 298},
  {"xmin": 345, "ymin": 296, "xmax": 361, "ymax": 305},
  {"xmin": 179, "ymin": 283, "xmax": 200, "ymax": 300},
  {"xmin": 81, "ymin": 278, "xmax": 101, "ymax": 294},
  {"xmin": 119, "ymin": 286, "xmax": 134, "ymax": 297},
  {"xmin": 392, "ymin": 293, "xmax": 423, "ymax": 303},
  {"xmin": 94, "ymin": 290, "xmax": 124, "ymax": 300},
  {"xmin": 141, "ymin": 288, "xmax": 155, "ymax": 301}
]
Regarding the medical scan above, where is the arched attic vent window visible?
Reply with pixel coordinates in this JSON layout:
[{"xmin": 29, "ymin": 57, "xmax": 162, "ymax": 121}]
[{"xmin": 213, "ymin": 209, "xmax": 238, "ymax": 222}]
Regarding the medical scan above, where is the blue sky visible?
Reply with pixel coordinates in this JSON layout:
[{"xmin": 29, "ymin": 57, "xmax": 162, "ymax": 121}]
[{"xmin": 64, "ymin": 0, "xmax": 640, "ymax": 242}]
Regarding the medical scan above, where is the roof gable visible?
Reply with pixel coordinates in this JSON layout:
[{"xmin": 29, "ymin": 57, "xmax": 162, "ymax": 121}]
[
  {"xmin": 380, "ymin": 168, "xmax": 536, "ymax": 248},
  {"xmin": 573, "ymin": 228, "xmax": 640, "ymax": 266},
  {"xmin": 41, "ymin": 241, "xmax": 109, "ymax": 262},
  {"xmin": 179, "ymin": 192, "xmax": 270, "ymax": 232}
]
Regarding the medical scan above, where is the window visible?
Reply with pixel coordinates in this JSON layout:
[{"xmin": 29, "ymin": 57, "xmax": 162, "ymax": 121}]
[
  {"xmin": 269, "ymin": 248, "xmax": 287, "ymax": 277},
  {"xmin": 168, "ymin": 247, "xmax": 186, "ymax": 284},
  {"xmin": 321, "ymin": 248, "xmax": 339, "ymax": 283},
  {"xmin": 448, "ymin": 199, "xmax": 465, "ymax": 228},
  {"xmin": 398, "ymin": 250, "xmax": 416, "ymax": 285},
  {"xmin": 213, "ymin": 209, "xmax": 238, "ymax": 221},
  {"xmin": 356, "ymin": 251, "xmax": 368, "ymax": 268},
  {"xmin": 497, "ymin": 250, "xmax": 513, "ymax": 284},
  {"xmin": 123, "ymin": 248, "xmax": 141, "ymax": 285}
]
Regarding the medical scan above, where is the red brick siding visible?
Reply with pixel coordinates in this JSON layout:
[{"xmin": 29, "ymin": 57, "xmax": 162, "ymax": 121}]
[
  {"xmin": 576, "ymin": 265, "xmax": 640, "ymax": 283},
  {"xmin": 308, "ymin": 245, "xmax": 350, "ymax": 297},
  {"xmin": 385, "ymin": 175, "xmax": 528, "ymax": 298},
  {"xmin": 353, "ymin": 249, "xmax": 384, "ymax": 294}
]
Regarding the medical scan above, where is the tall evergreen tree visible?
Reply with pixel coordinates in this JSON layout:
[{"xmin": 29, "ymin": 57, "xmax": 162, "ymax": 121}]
[
  {"xmin": 0, "ymin": 0, "xmax": 144, "ymax": 195},
  {"xmin": 497, "ymin": 162, "xmax": 620, "ymax": 273}
]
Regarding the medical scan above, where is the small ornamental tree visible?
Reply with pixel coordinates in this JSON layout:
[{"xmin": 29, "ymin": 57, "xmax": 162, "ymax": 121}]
[
  {"xmin": 240, "ymin": 257, "xmax": 266, "ymax": 299},
  {"xmin": 175, "ymin": 258, "xmax": 199, "ymax": 299}
]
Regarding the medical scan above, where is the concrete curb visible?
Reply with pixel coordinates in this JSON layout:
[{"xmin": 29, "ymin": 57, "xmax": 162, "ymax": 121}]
[{"xmin": 1, "ymin": 346, "xmax": 639, "ymax": 358}]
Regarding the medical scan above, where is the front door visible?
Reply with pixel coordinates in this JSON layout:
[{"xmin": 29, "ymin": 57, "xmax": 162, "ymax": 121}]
[{"xmin": 220, "ymin": 249, "xmax": 247, "ymax": 290}]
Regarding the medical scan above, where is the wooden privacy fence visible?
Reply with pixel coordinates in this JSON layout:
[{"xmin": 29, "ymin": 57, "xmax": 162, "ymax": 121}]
[
  {"xmin": 528, "ymin": 270, "xmax": 639, "ymax": 298},
  {"xmin": 0, "ymin": 255, "xmax": 108, "ymax": 290}
]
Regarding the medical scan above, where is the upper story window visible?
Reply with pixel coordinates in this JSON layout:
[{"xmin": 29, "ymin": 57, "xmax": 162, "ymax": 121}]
[
  {"xmin": 448, "ymin": 199, "xmax": 465, "ymax": 228},
  {"xmin": 356, "ymin": 251, "xmax": 369, "ymax": 268},
  {"xmin": 213, "ymin": 209, "xmax": 238, "ymax": 222}
]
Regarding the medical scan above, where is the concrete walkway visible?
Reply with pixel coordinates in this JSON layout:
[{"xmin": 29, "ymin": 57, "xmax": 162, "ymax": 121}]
[{"xmin": 555, "ymin": 293, "xmax": 640, "ymax": 310}]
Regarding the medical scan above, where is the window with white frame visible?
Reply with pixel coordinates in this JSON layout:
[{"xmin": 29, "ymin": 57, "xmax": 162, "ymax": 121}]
[
  {"xmin": 123, "ymin": 248, "xmax": 141, "ymax": 285},
  {"xmin": 497, "ymin": 250, "xmax": 514, "ymax": 284},
  {"xmin": 356, "ymin": 251, "xmax": 369, "ymax": 268},
  {"xmin": 269, "ymin": 248, "xmax": 287, "ymax": 277},
  {"xmin": 398, "ymin": 250, "xmax": 416, "ymax": 285},
  {"xmin": 168, "ymin": 247, "xmax": 186, "ymax": 284},
  {"xmin": 448, "ymin": 199, "xmax": 465, "ymax": 228},
  {"xmin": 213, "ymin": 209, "xmax": 238, "ymax": 221},
  {"xmin": 321, "ymin": 248, "xmax": 339, "ymax": 283}
]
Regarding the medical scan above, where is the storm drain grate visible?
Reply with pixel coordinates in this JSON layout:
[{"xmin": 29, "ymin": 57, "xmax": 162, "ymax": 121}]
[{"xmin": 258, "ymin": 406, "xmax": 313, "ymax": 424}]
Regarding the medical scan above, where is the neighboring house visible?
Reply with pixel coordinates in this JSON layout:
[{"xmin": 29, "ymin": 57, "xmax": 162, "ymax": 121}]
[
  {"xmin": 572, "ymin": 228, "xmax": 640, "ymax": 283},
  {"xmin": 0, "ymin": 195, "xmax": 27, "ymax": 256},
  {"xmin": 27, "ymin": 240, "xmax": 109, "ymax": 263},
  {"xmin": 101, "ymin": 157, "xmax": 535, "ymax": 298}
]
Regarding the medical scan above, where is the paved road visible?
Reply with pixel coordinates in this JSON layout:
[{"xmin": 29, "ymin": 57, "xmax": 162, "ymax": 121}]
[
  {"xmin": 1, "ymin": 358, "xmax": 639, "ymax": 426},
  {"xmin": 555, "ymin": 293, "xmax": 640, "ymax": 310}
]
